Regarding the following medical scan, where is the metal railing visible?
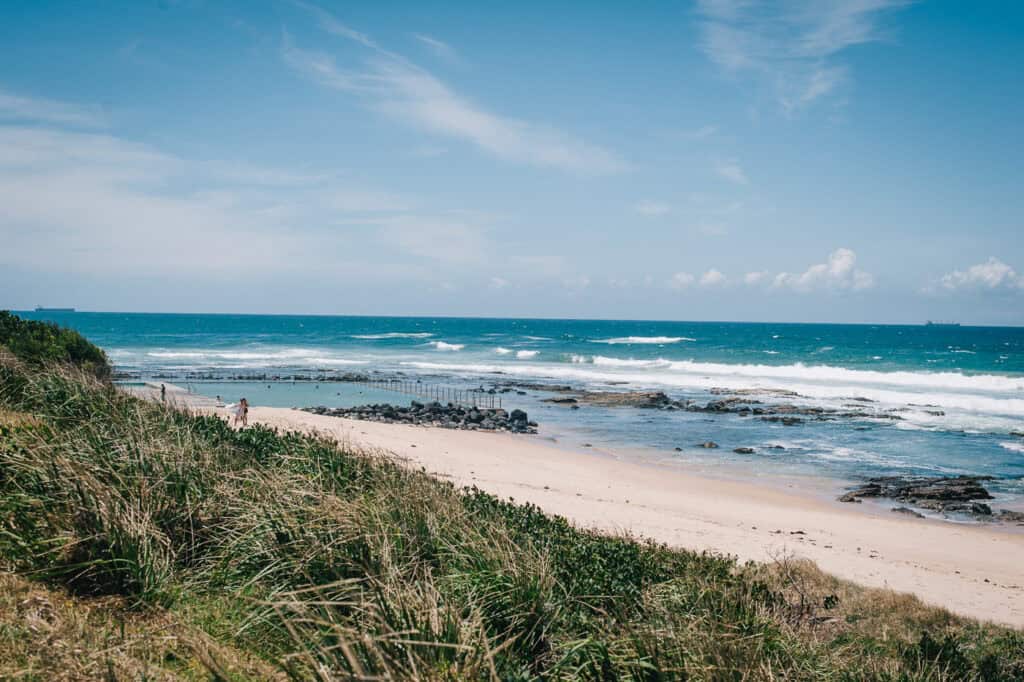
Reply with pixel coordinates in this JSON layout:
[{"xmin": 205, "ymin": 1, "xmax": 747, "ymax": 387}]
[{"xmin": 352, "ymin": 377, "xmax": 502, "ymax": 409}]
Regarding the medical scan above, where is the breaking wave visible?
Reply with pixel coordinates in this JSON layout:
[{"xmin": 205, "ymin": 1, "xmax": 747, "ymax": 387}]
[
  {"xmin": 352, "ymin": 332, "xmax": 434, "ymax": 339},
  {"xmin": 591, "ymin": 336, "xmax": 695, "ymax": 345},
  {"xmin": 429, "ymin": 341, "xmax": 465, "ymax": 351}
]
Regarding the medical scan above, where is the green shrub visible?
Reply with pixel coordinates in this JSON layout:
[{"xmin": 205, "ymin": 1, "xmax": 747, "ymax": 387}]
[{"xmin": 0, "ymin": 311, "xmax": 110, "ymax": 379}]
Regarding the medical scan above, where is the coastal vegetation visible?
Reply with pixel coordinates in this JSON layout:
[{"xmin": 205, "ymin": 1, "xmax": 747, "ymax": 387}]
[
  {"xmin": 0, "ymin": 313, "xmax": 1022, "ymax": 680},
  {"xmin": 0, "ymin": 310, "xmax": 110, "ymax": 379}
]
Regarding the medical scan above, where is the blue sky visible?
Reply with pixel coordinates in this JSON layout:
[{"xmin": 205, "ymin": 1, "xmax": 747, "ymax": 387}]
[{"xmin": 1, "ymin": 0, "xmax": 1022, "ymax": 324}]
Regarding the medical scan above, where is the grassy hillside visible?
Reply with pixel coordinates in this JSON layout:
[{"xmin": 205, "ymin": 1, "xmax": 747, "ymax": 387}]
[
  {"xmin": 1, "ymin": 347, "xmax": 1022, "ymax": 678},
  {"xmin": 0, "ymin": 311, "xmax": 110, "ymax": 379}
]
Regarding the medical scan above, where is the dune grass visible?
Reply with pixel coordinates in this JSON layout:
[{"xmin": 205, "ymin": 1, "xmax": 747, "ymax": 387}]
[{"xmin": 1, "ymin": 352, "xmax": 1022, "ymax": 680}]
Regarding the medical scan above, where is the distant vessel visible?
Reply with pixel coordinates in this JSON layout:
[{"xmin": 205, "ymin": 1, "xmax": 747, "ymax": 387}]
[
  {"xmin": 34, "ymin": 307, "xmax": 76, "ymax": 313},
  {"xmin": 925, "ymin": 320, "xmax": 960, "ymax": 327}
]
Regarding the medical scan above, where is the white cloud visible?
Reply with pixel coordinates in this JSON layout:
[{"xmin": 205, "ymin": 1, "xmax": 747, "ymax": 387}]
[
  {"xmin": 696, "ymin": 0, "xmax": 911, "ymax": 110},
  {"xmin": 0, "ymin": 88, "xmax": 106, "ymax": 127},
  {"xmin": 414, "ymin": 34, "xmax": 458, "ymax": 62},
  {"xmin": 940, "ymin": 258, "xmax": 1023, "ymax": 291},
  {"xmin": 677, "ymin": 124, "xmax": 719, "ymax": 141},
  {"xmin": 489, "ymin": 276, "xmax": 510, "ymax": 289},
  {"xmin": 772, "ymin": 248, "xmax": 874, "ymax": 292},
  {"xmin": 744, "ymin": 271, "xmax": 768, "ymax": 285},
  {"xmin": 700, "ymin": 268, "xmax": 727, "ymax": 287},
  {"xmin": 635, "ymin": 199, "xmax": 671, "ymax": 216},
  {"xmin": 283, "ymin": 8, "xmax": 624, "ymax": 174},
  {"xmin": 0, "ymin": 121, "xmax": 488, "ymax": 279},
  {"xmin": 713, "ymin": 158, "xmax": 748, "ymax": 185},
  {"xmin": 669, "ymin": 272, "xmax": 695, "ymax": 290}
]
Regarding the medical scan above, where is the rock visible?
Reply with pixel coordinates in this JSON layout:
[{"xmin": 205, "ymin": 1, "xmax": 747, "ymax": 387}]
[
  {"xmin": 577, "ymin": 391, "xmax": 673, "ymax": 408},
  {"xmin": 301, "ymin": 402, "xmax": 536, "ymax": 434},
  {"xmin": 698, "ymin": 441, "xmax": 719, "ymax": 449},
  {"xmin": 892, "ymin": 507, "xmax": 925, "ymax": 518},
  {"xmin": 673, "ymin": 447, "xmax": 682, "ymax": 452},
  {"xmin": 997, "ymin": 509, "xmax": 1024, "ymax": 523},
  {"xmin": 733, "ymin": 447, "xmax": 755, "ymax": 454},
  {"xmin": 543, "ymin": 397, "xmax": 578, "ymax": 404},
  {"xmin": 838, "ymin": 475, "xmax": 995, "ymax": 517}
]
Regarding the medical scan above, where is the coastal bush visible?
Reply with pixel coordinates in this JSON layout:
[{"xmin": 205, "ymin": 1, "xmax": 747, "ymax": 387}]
[
  {"xmin": 1, "ymin": 355, "xmax": 1023, "ymax": 680},
  {"xmin": 0, "ymin": 310, "xmax": 110, "ymax": 379}
]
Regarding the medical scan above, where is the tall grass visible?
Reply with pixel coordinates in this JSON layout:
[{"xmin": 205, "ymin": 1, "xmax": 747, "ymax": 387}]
[{"xmin": 1, "ymin": 355, "xmax": 1022, "ymax": 680}]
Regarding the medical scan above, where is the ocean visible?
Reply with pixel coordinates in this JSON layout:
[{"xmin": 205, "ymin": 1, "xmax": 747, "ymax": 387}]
[{"xmin": 20, "ymin": 311, "xmax": 1024, "ymax": 511}]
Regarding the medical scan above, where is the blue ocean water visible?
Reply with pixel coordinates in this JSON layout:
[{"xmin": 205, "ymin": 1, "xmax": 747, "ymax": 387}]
[{"xmin": 19, "ymin": 311, "xmax": 1024, "ymax": 509}]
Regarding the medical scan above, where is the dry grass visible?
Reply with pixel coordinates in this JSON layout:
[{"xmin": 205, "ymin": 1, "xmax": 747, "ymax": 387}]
[{"xmin": 0, "ymin": 572, "xmax": 284, "ymax": 681}]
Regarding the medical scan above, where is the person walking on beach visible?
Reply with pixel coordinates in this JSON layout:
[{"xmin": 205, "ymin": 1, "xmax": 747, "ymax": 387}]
[
  {"xmin": 234, "ymin": 397, "xmax": 249, "ymax": 427},
  {"xmin": 160, "ymin": 383, "xmax": 166, "ymax": 402}
]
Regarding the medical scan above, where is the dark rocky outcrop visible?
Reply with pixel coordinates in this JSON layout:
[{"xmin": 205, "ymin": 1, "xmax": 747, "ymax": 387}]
[
  {"xmin": 536, "ymin": 386, "xmax": 906, "ymax": 426},
  {"xmin": 838, "ymin": 475, "xmax": 997, "ymax": 518},
  {"xmin": 303, "ymin": 401, "xmax": 537, "ymax": 433},
  {"xmin": 733, "ymin": 447, "xmax": 756, "ymax": 454},
  {"xmin": 698, "ymin": 441, "xmax": 719, "ymax": 449}
]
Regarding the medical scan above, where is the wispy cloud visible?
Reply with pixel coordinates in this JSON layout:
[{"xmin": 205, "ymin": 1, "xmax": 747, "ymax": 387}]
[
  {"xmin": 414, "ymin": 34, "xmax": 459, "ymax": 62},
  {"xmin": 0, "ymin": 88, "xmax": 106, "ymax": 127},
  {"xmin": 284, "ymin": 6, "xmax": 624, "ymax": 174},
  {"xmin": 669, "ymin": 271, "xmax": 695, "ymax": 290},
  {"xmin": 940, "ymin": 258, "xmax": 1023, "ymax": 292},
  {"xmin": 696, "ymin": 0, "xmax": 911, "ymax": 110},
  {"xmin": 713, "ymin": 157, "xmax": 748, "ymax": 184},
  {"xmin": 634, "ymin": 199, "xmax": 671, "ymax": 216},
  {"xmin": 0, "ymin": 117, "xmax": 492, "ymax": 282}
]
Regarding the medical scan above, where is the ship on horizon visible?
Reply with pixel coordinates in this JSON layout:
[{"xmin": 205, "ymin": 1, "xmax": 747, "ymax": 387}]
[
  {"xmin": 925, "ymin": 320, "xmax": 960, "ymax": 327},
  {"xmin": 34, "ymin": 306, "xmax": 76, "ymax": 313}
]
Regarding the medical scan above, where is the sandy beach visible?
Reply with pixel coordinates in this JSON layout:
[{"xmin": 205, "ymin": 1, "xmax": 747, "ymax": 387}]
[{"xmin": 223, "ymin": 405, "xmax": 1024, "ymax": 629}]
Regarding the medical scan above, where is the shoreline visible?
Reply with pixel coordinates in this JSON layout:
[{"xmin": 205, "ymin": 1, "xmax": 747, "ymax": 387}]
[{"xmin": 230, "ymin": 405, "xmax": 1024, "ymax": 628}]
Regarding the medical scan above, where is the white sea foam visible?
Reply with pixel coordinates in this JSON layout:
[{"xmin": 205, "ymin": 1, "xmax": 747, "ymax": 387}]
[
  {"xmin": 430, "ymin": 341, "xmax": 464, "ymax": 351},
  {"xmin": 516, "ymin": 350, "xmax": 539, "ymax": 359},
  {"xmin": 398, "ymin": 357, "xmax": 1024, "ymax": 425},
  {"xmin": 1000, "ymin": 441, "xmax": 1024, "ymax": 454},
  {"xmin": 591, "ymin": 336, "xmax": 695, "ymax": 345},
  {"xmin": 494, "ymin": 347, "xmax": 512, "ymax": 355},
  {"xmin": 352, "ymin": 332, "xmax": 434, "ymax": 339},
  {"xmin": 144, "ymin": 348, "xmax": 368, "ymax": 367}
]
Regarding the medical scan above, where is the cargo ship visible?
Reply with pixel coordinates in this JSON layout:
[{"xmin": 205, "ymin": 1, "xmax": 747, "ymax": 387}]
[
  {"xmin": 925, "ymin": 320, "xmax": 960, "ymax": 327},
  {"xmin": 34, "ymin": 307, "xmax": 76, "ymax": 313}
]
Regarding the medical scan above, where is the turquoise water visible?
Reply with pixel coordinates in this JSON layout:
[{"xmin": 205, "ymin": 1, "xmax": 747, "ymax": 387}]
[{"xmin": 19, "ymin": 311, "xmax": 1024, "ymax": 508}]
